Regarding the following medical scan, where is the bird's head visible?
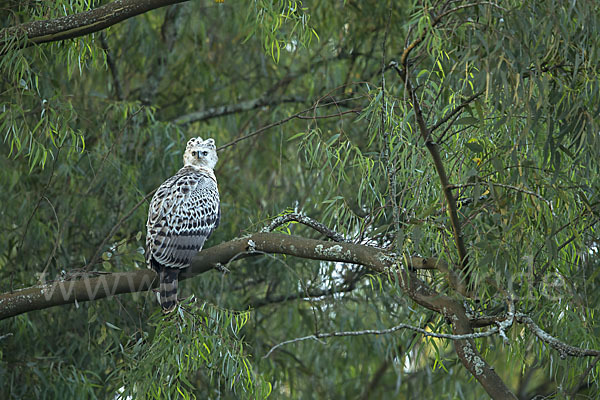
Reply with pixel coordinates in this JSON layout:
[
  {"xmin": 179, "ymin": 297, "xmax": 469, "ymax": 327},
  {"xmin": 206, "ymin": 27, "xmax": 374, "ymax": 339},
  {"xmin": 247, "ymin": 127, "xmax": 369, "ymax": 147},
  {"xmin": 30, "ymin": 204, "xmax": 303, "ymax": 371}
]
[{"xmin": 183, "ymin": 137, "xmax": 218, "ymax": 170}]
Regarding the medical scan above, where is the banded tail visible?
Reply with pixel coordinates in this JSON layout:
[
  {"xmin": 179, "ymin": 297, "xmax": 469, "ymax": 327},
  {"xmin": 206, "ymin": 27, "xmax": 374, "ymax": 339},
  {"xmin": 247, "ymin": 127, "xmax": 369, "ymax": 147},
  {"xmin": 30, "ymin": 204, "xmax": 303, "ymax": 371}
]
[{"xmin": 158, "ymin": 267, "xmax": 180, "ymax": 313}]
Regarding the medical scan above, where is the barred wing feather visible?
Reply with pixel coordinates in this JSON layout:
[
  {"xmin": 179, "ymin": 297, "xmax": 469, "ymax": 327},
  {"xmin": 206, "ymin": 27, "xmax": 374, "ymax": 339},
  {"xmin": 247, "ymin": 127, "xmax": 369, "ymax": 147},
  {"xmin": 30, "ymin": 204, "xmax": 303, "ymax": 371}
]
[{"xmin": 146, "ymin": 167, "xmax": 220, "ymax": 270}]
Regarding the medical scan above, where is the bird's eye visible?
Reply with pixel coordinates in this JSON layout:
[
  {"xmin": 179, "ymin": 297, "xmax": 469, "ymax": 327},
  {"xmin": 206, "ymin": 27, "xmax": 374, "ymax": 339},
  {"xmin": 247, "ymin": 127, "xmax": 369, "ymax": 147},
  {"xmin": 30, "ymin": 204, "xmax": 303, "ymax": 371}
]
[
  {"xmin": 191, "ymin": 151, "xmax": 197, "ymax": 157},
  {"xmin": 202, "ymin": 151, "xmax": 208, "ymax": 156}
]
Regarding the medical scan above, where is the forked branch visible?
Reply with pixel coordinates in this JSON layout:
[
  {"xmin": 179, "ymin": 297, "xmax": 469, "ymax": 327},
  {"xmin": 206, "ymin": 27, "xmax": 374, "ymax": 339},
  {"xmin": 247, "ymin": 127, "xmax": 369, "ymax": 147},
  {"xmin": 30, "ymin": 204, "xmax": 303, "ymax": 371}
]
[
  {"xmin": 390, "ymin": 62, "xmax": 469, "ymax": 273},
  {"xmin": 3, "ymin": 231, "xmax": 596, "ymax": 399}
]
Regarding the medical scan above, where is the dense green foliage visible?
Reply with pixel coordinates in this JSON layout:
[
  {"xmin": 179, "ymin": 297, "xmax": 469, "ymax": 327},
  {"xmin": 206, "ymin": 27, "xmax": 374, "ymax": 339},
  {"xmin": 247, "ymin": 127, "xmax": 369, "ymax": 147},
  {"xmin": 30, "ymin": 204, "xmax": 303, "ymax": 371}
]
[{"xmin": 1, "ymin": 0, "xmax": 599, "ymax": 398}]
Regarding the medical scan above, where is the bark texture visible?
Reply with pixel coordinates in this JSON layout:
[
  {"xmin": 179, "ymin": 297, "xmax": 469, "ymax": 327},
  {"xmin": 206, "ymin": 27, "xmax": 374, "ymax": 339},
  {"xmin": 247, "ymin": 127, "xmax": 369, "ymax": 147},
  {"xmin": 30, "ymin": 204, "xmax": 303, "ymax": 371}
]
[
  {"xmin": 0, "ymin": 232, "xmax": 518, "ymax": 398},
  {"xmin": 1, "ymin": 0, "xmax": 188, "ymax": 53}
]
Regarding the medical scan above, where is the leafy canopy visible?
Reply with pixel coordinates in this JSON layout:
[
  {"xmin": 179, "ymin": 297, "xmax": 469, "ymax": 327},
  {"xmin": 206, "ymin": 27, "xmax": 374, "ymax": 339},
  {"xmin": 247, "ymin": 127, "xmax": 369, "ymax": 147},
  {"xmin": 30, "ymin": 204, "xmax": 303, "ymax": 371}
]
[{"xmin": 1, "ymin": 0, "xmax": 599, "ymax": 398}]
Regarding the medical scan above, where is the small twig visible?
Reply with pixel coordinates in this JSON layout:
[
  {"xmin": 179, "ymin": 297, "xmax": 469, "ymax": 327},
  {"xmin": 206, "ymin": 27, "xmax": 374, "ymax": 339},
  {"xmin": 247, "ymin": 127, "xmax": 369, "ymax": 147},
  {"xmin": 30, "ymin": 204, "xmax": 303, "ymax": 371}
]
[
  {"xmin": 430, "ymin": 90, "xmax": 484, "ymax": 133},
  {"xmin": 234, "ymin": 247, "xmax": 325, "ymax": 339},
  {"xmin": 217, "ymin": 103, "xmax": 362, "ymax": 151},
  {"xmin": 568, "ymin": 355, "xmax": 600, "ymax": 395},
  {"xmin": 399, "ymin": 1, "xmax": 507, "ymax": 70},
  {"xmin": 39, "ymin": 197, "xmax": 61, "ymax": 282},
  {"xmin": 99, "ymin": 32, "xmax": 123, "ymax": 101},
  {"xmin": 435, "ymin": 2, "xmax": 507, "ymax": 22},
  {"xmin": 263, "ymin": 322, "xmax": 501, "ymax": 358},
  {"xmin": 381, "ymin": 7, "xmax": 402, "ymax": 253},
  {"xmin": 214, "ymin": 263, "xmax": 230, "ymax": 274},
  {"xmin": 438, "ymin": 120, "xmax": 472, "ymax": 146},
  {"xmin": 262, "ymin": 212, "xmax": 346, "ymax": 242},
  {"xmin": 83, "ymin": 108, "xmax": 143, "ymax": 198},
  {"xmin": 18, "ymin": 146, "xmax": 61, "ymax": 261},
  {"xmin": 359, "ymin": 314, "xmax": 435, "ymax": 400},
  {"xmin": 495, "ymin": 293, "xmax": 515, "ymax": 345},
  {"xmin": 248, "ymin": 274, "xmax": 364, "ymax": 309},
  {"xmin": 140, "ymin": 4, "xmax": 183, "ymax": 105},
  {"xmin": 449, "ymin": 182, "xmax": 554, "ymax": 212},
  {"xmin": 296, "ymin": 109, "xmax": 361, "ymax": 120},
  {"xmin": 173, "ymin": 96, "xmax": 305, "ymax": 125},
  {"xmin": 84, "ymin": 189, "xmax": 157, "ymax": 270},
  {"xmin": 534, "ymin": 218, "xmax": 598, "ymax": 283}
]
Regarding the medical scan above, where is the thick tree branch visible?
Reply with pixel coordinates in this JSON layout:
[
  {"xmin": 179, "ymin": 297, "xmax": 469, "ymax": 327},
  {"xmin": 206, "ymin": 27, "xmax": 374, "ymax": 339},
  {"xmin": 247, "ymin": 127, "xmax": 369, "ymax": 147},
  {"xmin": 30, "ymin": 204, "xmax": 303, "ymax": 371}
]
[
  {"xmin": 0, "ymin": 233, "xmax": 434, "ymax": 321},
  {"xmin": 0, "ymin": 270, "xmax": 158, "ymax": 321},
  {"xmin": 4, "ymin": 231, "xmax": 594, "ymax": 398},
  {"xmin": 254, "ymin": 233, "xmax": 513, "ymax": 398},
  {"xmin": 387, "ymin": 259, "xmax": 516, "ymax": 398},
  {"xmin": 1, "ymin": 0, "xmax": 188, "ymax": 55},
  {"xmin": 391, "ymin": 2, "xmax": 502, "ymax": 286},
  {"xmin": 447, "ymin": 299, "xmax": 517, "ymax": 399}
]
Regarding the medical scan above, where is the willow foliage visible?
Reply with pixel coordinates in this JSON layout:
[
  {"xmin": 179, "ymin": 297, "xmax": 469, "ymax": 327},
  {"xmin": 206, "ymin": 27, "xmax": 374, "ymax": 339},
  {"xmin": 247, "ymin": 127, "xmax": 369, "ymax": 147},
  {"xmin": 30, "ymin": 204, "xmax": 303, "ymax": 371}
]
[{"xmin": 1, "ymin": 1, "xmax": 599, "ymax": 399}]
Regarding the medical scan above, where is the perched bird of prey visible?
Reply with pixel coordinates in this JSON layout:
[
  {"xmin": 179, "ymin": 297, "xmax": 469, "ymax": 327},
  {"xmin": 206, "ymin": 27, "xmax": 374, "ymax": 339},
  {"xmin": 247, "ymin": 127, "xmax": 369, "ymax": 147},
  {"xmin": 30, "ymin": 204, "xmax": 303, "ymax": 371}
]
[{"xmin": 146, "ymin": 137, "xmax": 220, "ymax": 313}]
